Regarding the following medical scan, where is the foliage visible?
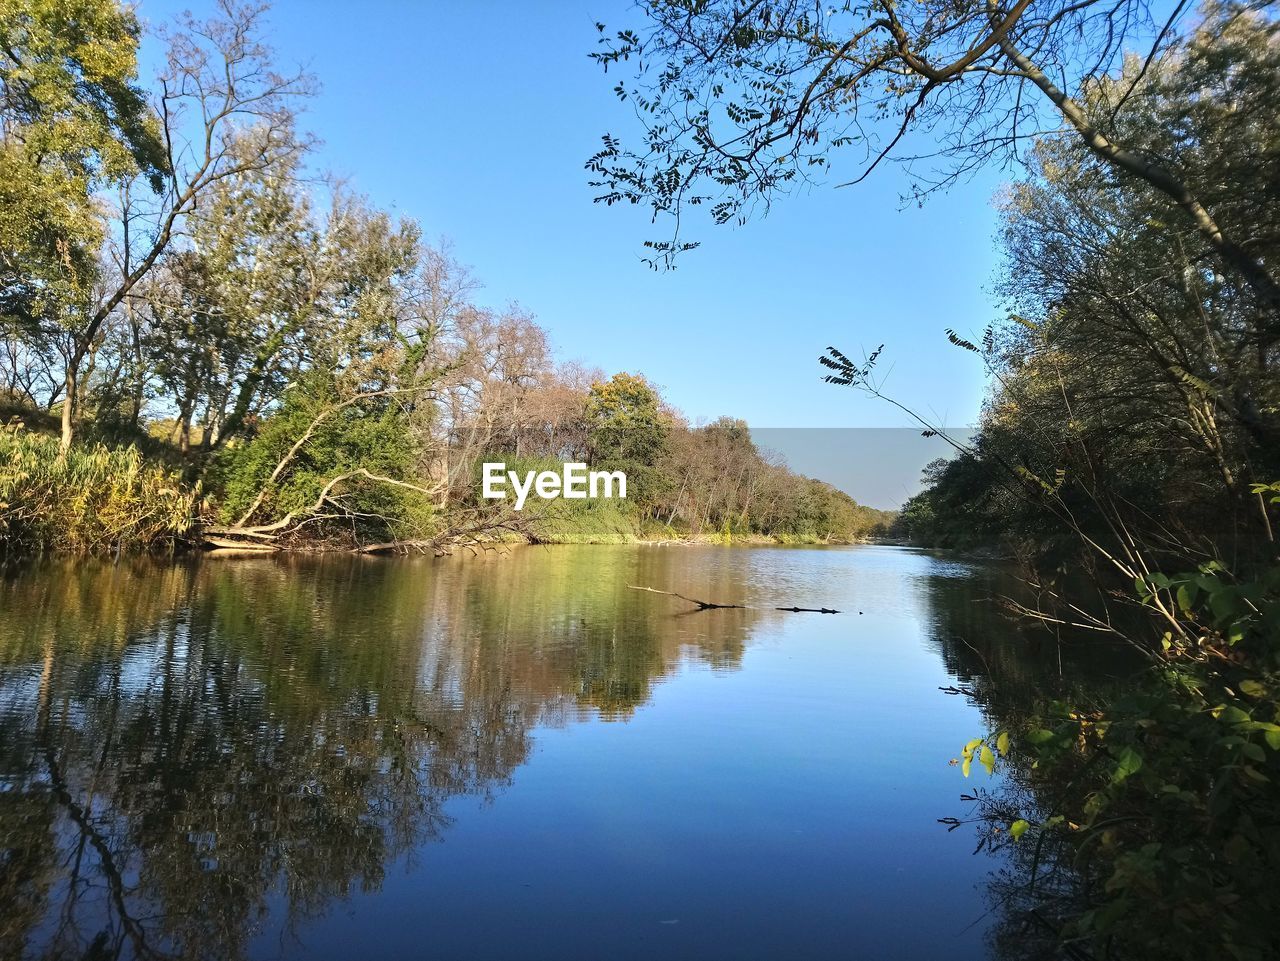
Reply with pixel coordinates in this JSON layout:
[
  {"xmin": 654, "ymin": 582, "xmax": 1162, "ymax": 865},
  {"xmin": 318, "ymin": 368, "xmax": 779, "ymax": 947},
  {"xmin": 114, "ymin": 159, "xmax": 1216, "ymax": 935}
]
[
  {"xmin": 585, "ymin": 372, "xmax": 670, "ymax": 508},
  {"xmin": 587, "ymin": 0, "xmax": 1280, "ymax": 327},
  {"xmin": 961, "ymin": 560, "xmax": 1280, "ymax": 960},
  {"xmin": 209, "ymin": 374, "xmax": 433, "ymax": 543},
  {"xmin": 144, "ymin": 157, "xmax": 428, "ymax": 458},
  {"xmin": 4, "ymin": 0, "xmax": 312, "ymax": 448},
  {"xmin": 896, "ymin": 6, "xmax": 1280, "ymax": 573},
  {"xmin": 492, "ymin": 456, "xmax": 647, "ymax": 544},
  {"xmin": 0, "ymin": 0, "xmax": 166, "ymax": 330},
  {"xmin": 0, "ymin": 423, "xmax": 194, "ymax": 554}
]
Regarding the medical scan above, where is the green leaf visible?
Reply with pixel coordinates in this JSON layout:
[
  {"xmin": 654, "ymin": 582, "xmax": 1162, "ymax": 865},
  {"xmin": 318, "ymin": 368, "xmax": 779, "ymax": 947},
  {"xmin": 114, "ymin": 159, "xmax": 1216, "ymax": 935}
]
[
  {"xmin": 1009, "ymin": 819, "xmax": 1030, "ymax": 840},
  {"xmin": 1219, "ymin": 705, "xmax": 1251, "ymax": 724},
  {"xmin": 1112, "ymin": 747, "xmax": 1143, "ymax": 783},
  {"xmin": 1212, "ymin": 703, "xmax": 1249, "ymax": 722},
  {"xmin": 1238, "ymin": 679, "xmax": 1266, "ymax": 698},
  {"xmin": 979, "ymin": 745, "xmax": 996, "ymax": 776}
]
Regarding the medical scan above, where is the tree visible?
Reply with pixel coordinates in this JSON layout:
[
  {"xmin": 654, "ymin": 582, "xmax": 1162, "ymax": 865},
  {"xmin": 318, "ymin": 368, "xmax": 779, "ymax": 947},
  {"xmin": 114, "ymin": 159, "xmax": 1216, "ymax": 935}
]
[
  {"xmin": 3, "ymin": 0, "xmax": 311, "ymax": 451},
  {"xmin": 918, "ymin": 7, "xmax": 1280, "ymax": 567},
  {"xmin": 588, "ymin": 0, "xmax": 1279, "ymax": 317},
  {"xmin": 144, "ymin": 157, "xmax": 428, "ymax": 463},
  {"xmin": 0, "ymin": 0, "xmax": 167, "ymax": 426},
  {"xmin": 586, "ymin": 372, "xmax": 670, "ymax": 507}
]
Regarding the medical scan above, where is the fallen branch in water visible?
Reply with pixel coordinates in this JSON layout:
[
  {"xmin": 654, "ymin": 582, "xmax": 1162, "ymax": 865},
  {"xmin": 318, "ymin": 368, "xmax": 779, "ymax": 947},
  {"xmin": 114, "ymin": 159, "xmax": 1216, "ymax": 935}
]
[
  {"xmin": 627, "ymin": 585, "xmax": 840, "ymax": 614},
  {"xmin": 627, "ymin": 585, "xmax": 745, "ymax": 609}
]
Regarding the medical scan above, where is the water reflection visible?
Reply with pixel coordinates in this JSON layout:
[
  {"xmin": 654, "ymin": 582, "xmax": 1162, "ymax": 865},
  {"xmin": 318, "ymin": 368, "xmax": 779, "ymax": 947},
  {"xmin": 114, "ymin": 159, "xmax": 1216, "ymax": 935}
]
[
  {"xmin": 911, "ymin": 555, "xmax": 1147, "ymax": 961},
  {"xmin": 0, "ymin": 546, "xmax": 1139, "ymax": 960},
  {"xmin": 0, "ymin": 550, "xmax": 768, "ymax": 960},
  {"xmin": 919, "ymin": 560, "xmax": 1143, "ymax": 699}
]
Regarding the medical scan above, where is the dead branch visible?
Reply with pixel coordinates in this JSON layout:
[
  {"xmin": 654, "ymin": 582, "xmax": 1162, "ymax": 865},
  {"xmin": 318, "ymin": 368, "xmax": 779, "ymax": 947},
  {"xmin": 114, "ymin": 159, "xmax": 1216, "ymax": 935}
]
[
  {"xmin": 203, "ymin": 467, "xmax": 534, "ymax": 556},
  {"xmin": 627, "ymin": 585, "xmax": 745, "ymax": 609},
  {"xmin": 628, "ymin": 585, "xmax": 840, "ymax": 613}
]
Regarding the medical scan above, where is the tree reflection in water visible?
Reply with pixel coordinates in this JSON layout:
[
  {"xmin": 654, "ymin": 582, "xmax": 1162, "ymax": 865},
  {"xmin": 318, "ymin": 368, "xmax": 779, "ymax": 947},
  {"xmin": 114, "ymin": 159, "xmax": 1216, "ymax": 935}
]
[
  {"xmin": 918, "ymin": 561, "xmax": 1148, "ymax": 961},
  {"xmin": 0, "ymin": 550, "xmax": 756, "ymax": 961}
]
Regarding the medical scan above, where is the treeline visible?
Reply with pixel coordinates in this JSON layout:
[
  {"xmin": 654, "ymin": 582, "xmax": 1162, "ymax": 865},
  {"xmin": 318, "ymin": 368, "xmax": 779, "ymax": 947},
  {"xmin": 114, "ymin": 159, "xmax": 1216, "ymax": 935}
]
[
  {"xmin": 0, "ymin": 1, "xmax": 890, "ymax": 555},
  {"xmin": 895, "ymin": 6, "xmax": 1279, "ymax": 577},
  {"xmin": 871, "ymin": 8, "xmax": 1280, "ymax": 959}
]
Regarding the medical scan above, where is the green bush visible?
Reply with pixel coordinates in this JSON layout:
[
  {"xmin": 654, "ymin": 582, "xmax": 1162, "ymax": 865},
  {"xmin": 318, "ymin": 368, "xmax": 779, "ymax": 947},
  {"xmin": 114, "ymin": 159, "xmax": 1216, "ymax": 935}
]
[
  {"xmin": 207, "ymin": 381, "xmax": 434, "ymax": 541},
  {"xmin": 965, "ymin": 553, "xmax": 1280, "ymax": 960}
]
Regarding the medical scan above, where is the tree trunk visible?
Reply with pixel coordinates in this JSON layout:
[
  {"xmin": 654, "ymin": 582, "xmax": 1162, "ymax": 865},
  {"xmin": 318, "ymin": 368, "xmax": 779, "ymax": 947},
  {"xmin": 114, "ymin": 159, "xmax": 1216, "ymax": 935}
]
[{"xmin": 59, "ymin": 366, "xmax": 76, "ymax": 453}]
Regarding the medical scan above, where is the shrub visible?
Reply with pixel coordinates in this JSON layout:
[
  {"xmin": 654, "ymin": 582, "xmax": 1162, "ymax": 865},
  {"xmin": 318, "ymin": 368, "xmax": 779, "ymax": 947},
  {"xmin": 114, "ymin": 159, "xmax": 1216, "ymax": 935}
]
[{"xmin": 206, "ymin": 382, "xmax": 435, "ymax": 542}]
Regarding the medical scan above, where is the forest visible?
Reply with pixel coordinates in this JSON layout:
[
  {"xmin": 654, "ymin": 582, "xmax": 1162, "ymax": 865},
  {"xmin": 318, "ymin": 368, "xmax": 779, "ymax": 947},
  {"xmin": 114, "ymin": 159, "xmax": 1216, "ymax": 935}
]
[{"xmin": 0, "ymin": 0, "xmax": 893, "ymax": 556}]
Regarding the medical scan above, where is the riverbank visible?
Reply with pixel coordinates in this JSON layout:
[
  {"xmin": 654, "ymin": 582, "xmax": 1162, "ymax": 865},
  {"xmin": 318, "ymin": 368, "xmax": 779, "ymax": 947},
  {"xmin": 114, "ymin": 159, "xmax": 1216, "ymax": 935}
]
[{"xmin": 1, "ymin": 420, "xmax": 896, "ymax": 559}]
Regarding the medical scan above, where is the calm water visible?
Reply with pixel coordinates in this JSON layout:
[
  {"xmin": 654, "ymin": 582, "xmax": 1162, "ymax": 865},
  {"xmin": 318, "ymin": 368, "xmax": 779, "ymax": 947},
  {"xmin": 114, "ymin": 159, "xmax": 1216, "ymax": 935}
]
[{"xmin": 0, "ymin": 545, "xmax": 1131, "ymax": 960}]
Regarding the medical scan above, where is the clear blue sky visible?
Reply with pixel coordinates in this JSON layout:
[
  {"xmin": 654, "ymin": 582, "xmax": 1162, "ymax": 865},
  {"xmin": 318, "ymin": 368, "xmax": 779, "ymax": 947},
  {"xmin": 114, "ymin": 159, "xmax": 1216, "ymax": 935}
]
[{"xmin": 136, "ymin": 0, "xmax": 1004, "ymax": 430}]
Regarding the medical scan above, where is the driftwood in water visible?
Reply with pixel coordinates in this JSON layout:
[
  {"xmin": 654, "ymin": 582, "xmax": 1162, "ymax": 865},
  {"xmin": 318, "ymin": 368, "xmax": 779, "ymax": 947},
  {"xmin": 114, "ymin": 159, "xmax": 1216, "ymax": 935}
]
[
  {"xmin": 628, "ymin": 585, "xmax": 840, "ymax": 614},
  {"xmin": 627, "ymin": 585, "xmax": 745, "ymax": 609},
  {"xmin": 203, "ymin": 536, "xmax": 276, "ymax": 552}
]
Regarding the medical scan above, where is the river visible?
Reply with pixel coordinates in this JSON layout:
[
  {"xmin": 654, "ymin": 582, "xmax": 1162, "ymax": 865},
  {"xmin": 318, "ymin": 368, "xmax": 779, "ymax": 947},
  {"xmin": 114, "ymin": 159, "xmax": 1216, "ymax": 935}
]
[{"xmin": 0, "ymin": 545, "xmax": 1134, "ymax": 960}]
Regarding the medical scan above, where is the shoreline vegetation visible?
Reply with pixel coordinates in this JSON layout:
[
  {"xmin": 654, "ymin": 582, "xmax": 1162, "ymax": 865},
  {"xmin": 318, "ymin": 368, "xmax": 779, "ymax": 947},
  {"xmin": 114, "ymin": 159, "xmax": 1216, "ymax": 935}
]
[
  {"xmin": 0, "ymin": 409, "xmax": 896, "ymax": 559},
  {"xmin": 0, "ymin": 0, "xmax": 893, "ymax": 562},
  {"xmin": 5, "ymin": 0, "xmax": 1280, "ymax": 958}
]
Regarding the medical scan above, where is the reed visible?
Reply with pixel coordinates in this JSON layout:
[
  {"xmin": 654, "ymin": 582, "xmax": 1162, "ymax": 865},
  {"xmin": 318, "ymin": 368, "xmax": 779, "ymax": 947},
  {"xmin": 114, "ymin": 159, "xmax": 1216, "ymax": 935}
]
[{"xmin": 0, "ymin": 424, "xmax": 197, "ymax": 555}]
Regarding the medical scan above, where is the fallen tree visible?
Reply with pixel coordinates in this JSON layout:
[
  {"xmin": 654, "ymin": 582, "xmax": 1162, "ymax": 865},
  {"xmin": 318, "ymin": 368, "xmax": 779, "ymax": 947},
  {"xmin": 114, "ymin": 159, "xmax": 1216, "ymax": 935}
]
[{"xmin": 204, "ymin": 468, "xmax": 530, "ymax": 556}]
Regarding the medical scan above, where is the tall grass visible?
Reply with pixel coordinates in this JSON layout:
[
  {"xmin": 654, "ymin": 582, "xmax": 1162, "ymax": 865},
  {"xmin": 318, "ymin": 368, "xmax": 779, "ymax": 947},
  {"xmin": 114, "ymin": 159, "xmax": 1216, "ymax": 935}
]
[
  {"xmin": 525, "ymin": 495, "xmax": 645, "ymax": 544},
  {"xmin": 0, "ymin": 425, "xmax": 196, "ymax": 555}
]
